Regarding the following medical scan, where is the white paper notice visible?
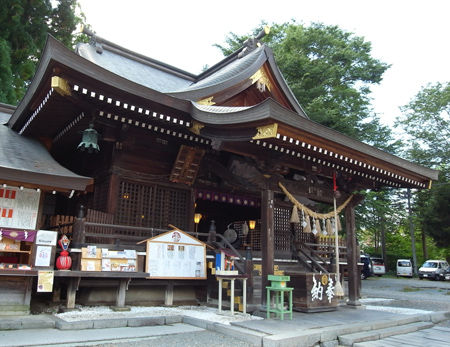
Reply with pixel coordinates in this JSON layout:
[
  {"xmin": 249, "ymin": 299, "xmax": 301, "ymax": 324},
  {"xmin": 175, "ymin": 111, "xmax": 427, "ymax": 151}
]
[
  {"xmin": 35, "ymin": 246, "xmax": 52, "ymax": 267},
  {"xmin": 35, "ymin": 230, "xmax": 58, "ymax": 246}
]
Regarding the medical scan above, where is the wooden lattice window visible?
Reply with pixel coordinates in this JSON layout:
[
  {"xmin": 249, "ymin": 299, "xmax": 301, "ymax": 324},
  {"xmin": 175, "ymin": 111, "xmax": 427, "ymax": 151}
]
[
  {"xmin": 92, "ymin": 176, "xmax": 110, "ymax": 212},
  {"xmin": 116, "ymin": 180, "xmax": 190, "ymax": 230},
  {"xmin": 274, "ymin": 206, "xmax": 292, "ymax": 251}
]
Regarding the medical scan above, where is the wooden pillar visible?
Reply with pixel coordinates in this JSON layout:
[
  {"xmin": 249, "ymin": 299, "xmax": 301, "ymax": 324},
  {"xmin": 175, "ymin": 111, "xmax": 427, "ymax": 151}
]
[
  {"xmin": 66, "ymin": 278, "xmax": 78, "ymax": 309},
  {"xmin": 106, "ymin": 174, "xmax": 119, "ymax": 216},
  {"xmin": 261, "ymin": 189, "xmax": 274, "ymax": 305},
  {"xmin": 72, "ymin": 206, "xmax": 85, "ymax": 271},
  {"xmin": 345, "ymin": 202, "xmax": 361, "ymax": 307},
  {"xmin": 23, "ymin": 277, "xmax": 33, "ymax": 307},
  {"xmin": 189, "ymin": 188, "xmax": 196, "ymax": 233},
  {"xmin": 245, "ymin": 247, "xmax": 254, "ymax": 303},
  {"xmin": 73, "ymin": 205, "xmax": 86, "ymax": 245},
  {"xmin": 116, "ymin": 279, "xmax": 128, "ymax": 307}
]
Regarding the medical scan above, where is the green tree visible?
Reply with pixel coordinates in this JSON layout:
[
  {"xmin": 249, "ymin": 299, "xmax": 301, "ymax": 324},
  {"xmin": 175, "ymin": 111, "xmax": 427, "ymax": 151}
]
[
  {"xmin": 0, "ymin": 0, "xmax": 85, "ymax": 104},
  {"xmin": 398, "ymin": 82, "xmax": 450, "ymax": 168},
  {"xmin": 216, "ymin": 21, "xmax": 391, "ymax": 143},
  {"xmin": 217, "ymin": 22, "xmax": 403, "ymax": 257},
  {"xmin": 397, "ymin": 82, "xmax": 450, "ymax": 250}
]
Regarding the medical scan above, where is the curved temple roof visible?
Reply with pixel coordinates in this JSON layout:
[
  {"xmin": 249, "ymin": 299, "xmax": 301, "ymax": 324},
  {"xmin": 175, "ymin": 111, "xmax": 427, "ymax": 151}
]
[
  {"xmin": 75, "ymin": 35, "xmax": 307, "ymax": 116},
  {"xmin": 6, "ymin": 34, "xmax": 439, "ymax": 189},
  {"xmin": 0, "ymin": 125, "xmax": 92, "ymax": 191},
  {"xmin": 190, "ymin": 99, "xmax": 439, "ymax": 182}
]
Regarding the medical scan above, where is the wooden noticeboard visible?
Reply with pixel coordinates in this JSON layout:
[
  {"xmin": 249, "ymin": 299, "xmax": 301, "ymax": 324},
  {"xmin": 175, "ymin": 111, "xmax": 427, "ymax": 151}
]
[
  {"xmin": 0, "ymin": 186, "xmax": 40, "ymax": 229},
  {"xmin": 141, "ymin": 228, "xmax": 206, "ymax": 279}
]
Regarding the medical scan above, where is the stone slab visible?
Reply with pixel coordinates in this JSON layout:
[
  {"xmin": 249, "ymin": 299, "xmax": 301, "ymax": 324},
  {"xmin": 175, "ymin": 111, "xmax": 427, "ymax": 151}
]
[
  {"xmin": 213, "ymin": 323, "xmax": 265, "ymax": 346},
  {"xmin": 165, "ymin": 315, "xmax": 183, "ymax": 324},
  {"xmin": 93, "ymin": 318, "xmax": 128, "ymax": 329},
  {"xmin": 54, "ymin": 318, "xmax": 94, "ymax": 330},
  {"xmin": 263, "ymin": 330, "xmax": 322, "ymax": 347}
]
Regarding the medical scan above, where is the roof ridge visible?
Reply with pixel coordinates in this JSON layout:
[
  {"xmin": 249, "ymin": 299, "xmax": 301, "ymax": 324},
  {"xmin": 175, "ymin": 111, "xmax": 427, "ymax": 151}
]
[{"xmin": 80, "ymin": 28, "xmax": 197, "ymax": 81}]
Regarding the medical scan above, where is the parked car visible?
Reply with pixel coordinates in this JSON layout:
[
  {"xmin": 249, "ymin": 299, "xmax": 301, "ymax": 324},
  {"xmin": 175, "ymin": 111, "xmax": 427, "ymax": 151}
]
[
  {"xmin": 418, "ymin": 260, "xmax": 449, "ymax": 280},
  {"xmin": 396, "ymin": 259, "xmax": 413, "ymax": 278},
  {"xmin": 445, "ymin": 267, "xmax": 450, "ymax": 281},
  {"xmin": 371, "ymin": 257, "xmax": 386, "ymax": 276},
  {"xmin": 360, "ymin": 254, "xmax": 373, "ymax": 280}
]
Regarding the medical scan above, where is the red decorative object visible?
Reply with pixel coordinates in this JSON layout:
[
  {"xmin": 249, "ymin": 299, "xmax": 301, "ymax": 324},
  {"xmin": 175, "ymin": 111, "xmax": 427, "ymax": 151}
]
[{"xmin": 56, "ymin": 234, "xmax": 72, "ymax": 270}]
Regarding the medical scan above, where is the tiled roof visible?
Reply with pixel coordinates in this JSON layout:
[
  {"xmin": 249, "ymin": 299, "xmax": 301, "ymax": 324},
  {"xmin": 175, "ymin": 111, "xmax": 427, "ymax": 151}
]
[
  {"xmin": 76, "ymin": 42, "xmax": 193, "ymax": 93},
  {"xmin": 0, "ymin": 125, "xmax": 92, "ymax": 190}
]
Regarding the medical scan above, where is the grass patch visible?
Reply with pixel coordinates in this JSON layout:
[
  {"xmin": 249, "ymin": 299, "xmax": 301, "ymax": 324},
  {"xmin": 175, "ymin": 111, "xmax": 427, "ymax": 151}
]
[{"xmin": 401, "ymin": 286, "xmax": 421, "ymax": 292}]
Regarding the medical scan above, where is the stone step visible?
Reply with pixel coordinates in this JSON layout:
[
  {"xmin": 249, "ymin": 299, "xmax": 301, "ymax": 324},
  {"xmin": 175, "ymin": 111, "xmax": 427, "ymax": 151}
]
[{"xmin": 339, "ymin": 321, "xmax": 434, "ymax": 346}]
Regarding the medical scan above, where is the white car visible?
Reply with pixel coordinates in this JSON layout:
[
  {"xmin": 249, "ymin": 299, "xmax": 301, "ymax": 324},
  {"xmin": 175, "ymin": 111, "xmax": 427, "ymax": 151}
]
[
  {"xmin": 371, "ymin": 257, "xmax": 386, "ymax": 276},
  {"xmin": 396, "ymin": 259, "xmax": 413, "ymax": 278},
  {"xmin": 418, "ymin": 260, "xmax": 449, "ymax": 280}
]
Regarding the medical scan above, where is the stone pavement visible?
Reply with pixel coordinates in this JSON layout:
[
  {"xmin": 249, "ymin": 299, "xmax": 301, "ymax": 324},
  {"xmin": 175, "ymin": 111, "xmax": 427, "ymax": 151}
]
[{"xmin": 0, "ymin": 306, "xmax": 449, "ymax": 346}]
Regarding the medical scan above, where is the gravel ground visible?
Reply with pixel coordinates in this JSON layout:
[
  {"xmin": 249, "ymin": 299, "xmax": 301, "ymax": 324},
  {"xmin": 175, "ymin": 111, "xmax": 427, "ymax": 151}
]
[
  {"xmin": 55, "ymin": 305, "xmax": 263, "ymax": 325},
  {"xmin": 360, "ymin": 276, "xmax": 450, "ymax": 311}
]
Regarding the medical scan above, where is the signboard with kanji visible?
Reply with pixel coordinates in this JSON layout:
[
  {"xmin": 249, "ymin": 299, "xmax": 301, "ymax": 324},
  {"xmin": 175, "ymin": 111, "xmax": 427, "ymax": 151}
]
[
  {"xmin": 0, "ymin": 186, "xmax": 40, "ymax": 229},
  {"xmin": 288, "ymin": 272, "xmax": 339, "ymax": 312},
  {"xmin": 141, "ymin": 228, "xmax": 206, "ymax": 279}
]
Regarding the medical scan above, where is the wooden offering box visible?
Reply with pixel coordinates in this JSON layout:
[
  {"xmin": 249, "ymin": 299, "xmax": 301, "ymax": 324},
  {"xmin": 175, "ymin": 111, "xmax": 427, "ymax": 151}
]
[{"xmin": 286, "ymin": 271, "xmax": 338, "ymax": 312}]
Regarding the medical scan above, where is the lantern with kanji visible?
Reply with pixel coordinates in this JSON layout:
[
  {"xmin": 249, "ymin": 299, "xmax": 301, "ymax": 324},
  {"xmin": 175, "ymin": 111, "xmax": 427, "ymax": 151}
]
[{"xmin": 56, "ymin": 234, "xmax": 72, "ymax": 270}]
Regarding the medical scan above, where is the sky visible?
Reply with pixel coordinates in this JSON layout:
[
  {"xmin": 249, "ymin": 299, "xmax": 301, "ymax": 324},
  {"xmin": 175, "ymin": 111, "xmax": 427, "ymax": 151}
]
[{"xmin": 76, "ymin": 0, "xmax": 450, "ymax": 128}]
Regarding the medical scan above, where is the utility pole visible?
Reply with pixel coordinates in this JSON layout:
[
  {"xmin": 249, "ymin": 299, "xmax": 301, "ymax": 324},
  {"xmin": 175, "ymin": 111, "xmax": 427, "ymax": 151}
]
[{"xmin": 407, "ymin": 188, "xmax": 418, "ymax": 275}]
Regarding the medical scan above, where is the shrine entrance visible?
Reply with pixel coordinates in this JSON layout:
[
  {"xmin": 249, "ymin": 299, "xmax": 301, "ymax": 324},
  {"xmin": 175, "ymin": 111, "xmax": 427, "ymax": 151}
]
[{"xmin": 194, "ymin": 198, "xmax": 259, "ymax": 250}]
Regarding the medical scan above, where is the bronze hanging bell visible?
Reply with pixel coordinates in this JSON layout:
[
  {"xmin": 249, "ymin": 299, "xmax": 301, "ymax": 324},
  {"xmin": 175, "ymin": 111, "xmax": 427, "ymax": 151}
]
[{"xmin": 77, "ymin": 123, "xmax": 100, "ymax": 153}]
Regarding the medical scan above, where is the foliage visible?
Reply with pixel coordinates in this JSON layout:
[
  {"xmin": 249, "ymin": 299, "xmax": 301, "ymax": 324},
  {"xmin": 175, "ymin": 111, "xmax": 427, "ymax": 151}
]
[
  {"xmin": 0, "ymin": 0, "xmax": 86, "ymax": 104},
  {"xmin": 217, "ymin": 21, "xmax": 407, "ymax": 261},
  {"xmin": 417, "ymin": 168, "xmax": 450, "ymax": 249},
  {"xmin": 215, "ymin": 21, "xmax": 391, "ymax": 144},
  {"xmin": 362, "ymin": 225, "xmax": 448, "ymax": 271},
  {"xmin": 397, "ymin": 82, "xmax": 450, "ymax": 167},
  {"xmin": 397, "ymin": 82, "xmax": 450, "ymax": 249}
]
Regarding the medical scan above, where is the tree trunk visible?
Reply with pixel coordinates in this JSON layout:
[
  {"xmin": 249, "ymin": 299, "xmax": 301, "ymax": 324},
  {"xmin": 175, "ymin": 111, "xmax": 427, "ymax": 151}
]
[{"xmin": 421, "ymin": 230, "xmax": 428, "ymax": 260}]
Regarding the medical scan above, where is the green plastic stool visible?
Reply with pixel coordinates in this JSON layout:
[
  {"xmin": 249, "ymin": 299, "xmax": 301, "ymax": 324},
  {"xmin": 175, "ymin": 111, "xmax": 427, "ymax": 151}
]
[{"xmin": 266, "ymin": 275, "xmax": 293, "ymax": 320}]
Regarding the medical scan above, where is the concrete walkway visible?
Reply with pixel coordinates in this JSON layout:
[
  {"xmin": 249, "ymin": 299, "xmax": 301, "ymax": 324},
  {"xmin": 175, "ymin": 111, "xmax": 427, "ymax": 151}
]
[{"xmin": 0, "ymin": 306, "xmax": 449, "ymax": 346}]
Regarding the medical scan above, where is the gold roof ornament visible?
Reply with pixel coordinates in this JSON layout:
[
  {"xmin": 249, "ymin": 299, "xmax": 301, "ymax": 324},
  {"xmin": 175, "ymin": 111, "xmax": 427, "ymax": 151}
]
[
  {"xmin": 252, "ymin": 123, "xmax": 278, "ymax": 140},
  {"xmin": 197, "ymin": 96, "xmax": 215, "ymax": 106},
  {"xmin": 51, "ymin": 76, "xmax": 71, "ymax": 96},
  {"xmin": 190, "ymin": 121, "xmax": 204, "ymax": 135},
  {"xmin": 250, "ymin": 68, "xmax": 272, "ymax": 92}
]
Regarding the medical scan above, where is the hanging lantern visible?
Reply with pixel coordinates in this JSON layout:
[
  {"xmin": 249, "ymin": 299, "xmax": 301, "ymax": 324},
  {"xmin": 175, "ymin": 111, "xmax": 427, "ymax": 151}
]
[
  {"xmin": 194, "ymin": 213, "xmax": 202, "ymax": 224},
  {"xmin": 77, "ymin": 123, "xmax": 100, "ymax": 153},
  {"xmin": 56, "ymin": 234, "xmax": 72, "ymax": 270},
  {"xmin": 248, "ymin": 220, "xmax": 256, "ymax": 230}
]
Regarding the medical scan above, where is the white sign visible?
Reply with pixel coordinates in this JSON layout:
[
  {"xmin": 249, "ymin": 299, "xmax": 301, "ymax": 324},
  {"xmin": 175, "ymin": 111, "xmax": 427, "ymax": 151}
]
[
  {"xmin": 0, "ymin": 186, "xmax": 40, "ymax": 229},
  {"xmin": 35, "ymin": 246, "xmax": 52, "ymax": 267},
  {"xmin": 35, "ymin": 230, "xmax": 58, "ymax": 246},
  {"xmin": 145, "ymin": 230, "xmax": 206, "ymax": 279}
]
